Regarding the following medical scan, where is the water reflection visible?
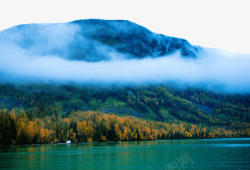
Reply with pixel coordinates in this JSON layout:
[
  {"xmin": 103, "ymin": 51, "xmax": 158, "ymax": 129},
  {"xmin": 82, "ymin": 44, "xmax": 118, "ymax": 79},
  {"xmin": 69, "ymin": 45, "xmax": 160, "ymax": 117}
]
[{"xmin": 0, "ymin": 138, "xmax": 249, "ymax": 169}]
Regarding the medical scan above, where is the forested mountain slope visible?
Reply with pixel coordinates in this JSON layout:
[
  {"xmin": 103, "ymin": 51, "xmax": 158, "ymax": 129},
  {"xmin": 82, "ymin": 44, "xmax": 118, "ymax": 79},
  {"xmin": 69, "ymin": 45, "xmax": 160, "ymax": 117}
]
[{"xmin": 0, "ymin": 84, "xmax": 249, "ymax": 145}]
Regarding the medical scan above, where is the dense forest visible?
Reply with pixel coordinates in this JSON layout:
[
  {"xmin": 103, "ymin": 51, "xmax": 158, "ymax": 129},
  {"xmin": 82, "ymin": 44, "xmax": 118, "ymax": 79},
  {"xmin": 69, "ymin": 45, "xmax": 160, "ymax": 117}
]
[{"xmin": 0, "ymin": 84, "xmax": 249, "ymax": 145}]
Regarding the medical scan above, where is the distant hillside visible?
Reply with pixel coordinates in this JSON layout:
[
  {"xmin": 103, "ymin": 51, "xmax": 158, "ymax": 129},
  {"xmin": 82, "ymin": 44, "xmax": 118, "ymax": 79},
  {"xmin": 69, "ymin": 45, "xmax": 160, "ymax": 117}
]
[
  {"xmin": 0, "ymin": 84, "xmax": 249, "ymax": 126},
  {"xmin": 0, "ymin": 84, "xmax": 249, "ymax": 145},
  {"xmin": 0, "ymin": 19, "xmax": 200, "ymax": 61}
]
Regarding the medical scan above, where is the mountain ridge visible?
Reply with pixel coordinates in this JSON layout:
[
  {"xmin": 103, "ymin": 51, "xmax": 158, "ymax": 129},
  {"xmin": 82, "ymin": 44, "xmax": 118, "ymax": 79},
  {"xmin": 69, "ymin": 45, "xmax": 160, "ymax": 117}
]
[{"xmin": 0, "ymin": 19, "xmax": 201, "ymax": 62}]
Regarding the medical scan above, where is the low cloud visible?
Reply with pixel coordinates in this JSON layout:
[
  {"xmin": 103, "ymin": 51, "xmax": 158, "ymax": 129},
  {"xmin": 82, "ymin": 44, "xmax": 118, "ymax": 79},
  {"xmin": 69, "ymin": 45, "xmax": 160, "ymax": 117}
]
[{"xmin": 0, "ymin": 22, "xmax": 250, "ymax": 93}]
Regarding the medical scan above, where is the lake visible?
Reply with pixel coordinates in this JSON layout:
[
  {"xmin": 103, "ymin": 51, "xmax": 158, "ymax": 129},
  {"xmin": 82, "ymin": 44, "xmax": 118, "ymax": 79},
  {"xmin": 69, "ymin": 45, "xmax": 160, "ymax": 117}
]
[{"xmin": 0, "ymin": 138, "xmax": 249, "ymax": 169}]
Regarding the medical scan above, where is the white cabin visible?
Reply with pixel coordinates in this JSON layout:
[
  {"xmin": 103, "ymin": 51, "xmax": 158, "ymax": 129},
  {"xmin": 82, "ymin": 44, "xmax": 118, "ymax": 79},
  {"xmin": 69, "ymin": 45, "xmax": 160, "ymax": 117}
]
[{"xmin": 66, "ymin": 140, "xmax": 71, "ymax": 144}]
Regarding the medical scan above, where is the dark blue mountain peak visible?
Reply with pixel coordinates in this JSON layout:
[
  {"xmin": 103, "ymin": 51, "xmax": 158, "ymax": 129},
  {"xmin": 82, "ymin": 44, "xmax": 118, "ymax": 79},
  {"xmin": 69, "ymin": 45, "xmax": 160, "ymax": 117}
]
[{"xmin": 0, "ymin": 19, "xmax": 201, "ymax": 61}]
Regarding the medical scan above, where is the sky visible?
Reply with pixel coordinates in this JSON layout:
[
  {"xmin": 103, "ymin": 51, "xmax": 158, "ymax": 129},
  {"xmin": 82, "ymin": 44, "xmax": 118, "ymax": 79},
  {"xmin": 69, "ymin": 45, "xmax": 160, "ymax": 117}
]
[{"xmin": 0, "ymin": 0, "xmax": 250, "ymax": 53}]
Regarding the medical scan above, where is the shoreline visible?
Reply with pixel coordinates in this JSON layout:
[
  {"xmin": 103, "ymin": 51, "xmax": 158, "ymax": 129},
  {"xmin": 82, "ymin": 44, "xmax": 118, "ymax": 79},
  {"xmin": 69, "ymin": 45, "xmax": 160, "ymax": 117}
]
[{"xmin": 1, "ymin": 137, "xmax": 249, "ymax": 148}]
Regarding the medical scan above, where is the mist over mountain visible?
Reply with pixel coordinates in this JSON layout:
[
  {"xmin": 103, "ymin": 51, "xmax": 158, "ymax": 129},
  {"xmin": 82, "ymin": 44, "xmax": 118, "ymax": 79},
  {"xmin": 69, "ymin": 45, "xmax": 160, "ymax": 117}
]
[
  {"xmin": 0, "ymin": 19, "xmax": 200, "ymax": 61},
  {"xmin": 0, "ymin": 19, "xmax": 249, "ymax": 93}
]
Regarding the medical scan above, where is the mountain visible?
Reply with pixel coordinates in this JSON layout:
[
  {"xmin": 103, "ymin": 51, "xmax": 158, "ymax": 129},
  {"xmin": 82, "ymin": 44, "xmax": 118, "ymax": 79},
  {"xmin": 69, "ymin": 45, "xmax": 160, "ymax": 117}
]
[
  {"xmin": 0, "ymin": 19, "xmax": 249, "ymax": 145},
  {"xmin": 0, "ymin": 19, "xmax": 200, "ymax": 62}
]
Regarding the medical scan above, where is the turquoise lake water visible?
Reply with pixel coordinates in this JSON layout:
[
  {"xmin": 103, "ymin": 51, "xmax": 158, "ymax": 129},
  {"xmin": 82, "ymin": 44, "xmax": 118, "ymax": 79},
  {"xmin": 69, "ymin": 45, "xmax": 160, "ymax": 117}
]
[{"xmin": 0, "ymin": 138, "xmax": 249, "ymax": 169}]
